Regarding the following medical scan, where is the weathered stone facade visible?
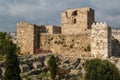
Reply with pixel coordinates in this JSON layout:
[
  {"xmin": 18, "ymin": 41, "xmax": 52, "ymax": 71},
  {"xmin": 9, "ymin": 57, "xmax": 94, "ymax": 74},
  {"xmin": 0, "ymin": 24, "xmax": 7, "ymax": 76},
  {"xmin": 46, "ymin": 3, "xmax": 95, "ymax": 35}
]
[
  {"xmin": 111, "ymin": 29, "xmax": 120, "ymax": 57},
  {"xmin": 17, "ymin": 23, "xmax": 61, "ymax": 54},
  {"xmin": 40, "ymin": 33, "xmax": 91, "ymax": 56},
  {"xmin": 61, "ymin": 7, "xmax": 95, "ymax": 34},
  {"xmin": 17, "ymin": 22, "xmax": 38, "ymax": 54},
  {"xmin": 16, "ymin": 7, "xmax": 120, "ymax": 58},
  {"xmin": 112, "ymin": 29, "xmax": 120, "ymax": 41},
  {"xmin": 91, "ymin": 23, "xmax": 112, "ymax": 58},
  {"xmin": 46, "ymin": 25, "xmax": 61, "ymax": 34}
]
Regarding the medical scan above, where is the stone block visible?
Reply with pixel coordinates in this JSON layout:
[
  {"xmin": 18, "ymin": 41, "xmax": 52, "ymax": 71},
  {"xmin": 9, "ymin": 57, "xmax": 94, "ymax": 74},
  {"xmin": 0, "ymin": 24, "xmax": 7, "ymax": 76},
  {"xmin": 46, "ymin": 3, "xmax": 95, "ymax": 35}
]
[
  {"xmin": 70, "ymin": 69, "xmax": 81, "ymax": 75},
  {"xmin": 20, "ymin": 64, "xmax": 30, "ymax": 73},
  {"xmin": 36, "ymin": 56, "xmax": 45, "ymax": 62},
  {"xmin": 33, "ymin": 62, "xmax": 42, "ymax": 69}
]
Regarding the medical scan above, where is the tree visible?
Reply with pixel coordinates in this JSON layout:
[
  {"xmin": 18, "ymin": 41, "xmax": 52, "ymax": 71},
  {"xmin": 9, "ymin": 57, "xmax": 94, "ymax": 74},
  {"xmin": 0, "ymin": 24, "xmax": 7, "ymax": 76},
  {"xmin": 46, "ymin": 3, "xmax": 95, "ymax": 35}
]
[
  {"xmin": 4, "ymin": 41, "xmax": 21, "ymax": 80},
  {"xmin": 0, "ymin": 32, "xmax": 8, "ymax": 55},
  {"xmin": 84, "ymin": 58, "xmax": 120, "ymax": 80},
  {"xmin": 0, "ymin": 32, "xmax": 21, "ymax": 80},
  {"xmin": 48, "ymin": 55, "xmax": 58, "ymax": 80}
]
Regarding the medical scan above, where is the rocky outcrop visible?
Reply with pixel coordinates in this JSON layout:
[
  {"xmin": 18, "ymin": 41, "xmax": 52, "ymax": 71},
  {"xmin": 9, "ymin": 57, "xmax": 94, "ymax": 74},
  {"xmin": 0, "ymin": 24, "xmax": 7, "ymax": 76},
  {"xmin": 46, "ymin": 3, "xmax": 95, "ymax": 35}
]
[{"xmin": 19, "ymin": 54, "xmax": 83, "ymax": 80}]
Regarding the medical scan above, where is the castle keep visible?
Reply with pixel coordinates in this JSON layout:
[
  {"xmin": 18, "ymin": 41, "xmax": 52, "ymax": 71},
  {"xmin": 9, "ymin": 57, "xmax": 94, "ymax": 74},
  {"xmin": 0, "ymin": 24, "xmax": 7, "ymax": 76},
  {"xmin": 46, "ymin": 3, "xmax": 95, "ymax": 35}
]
[
  {"xmin": 61, "ymin": 7, "xmax": 94, "ymax": 34},
  {"xmin": 17, "ymin": 7, "xmax": 113, "ymax": 58}
]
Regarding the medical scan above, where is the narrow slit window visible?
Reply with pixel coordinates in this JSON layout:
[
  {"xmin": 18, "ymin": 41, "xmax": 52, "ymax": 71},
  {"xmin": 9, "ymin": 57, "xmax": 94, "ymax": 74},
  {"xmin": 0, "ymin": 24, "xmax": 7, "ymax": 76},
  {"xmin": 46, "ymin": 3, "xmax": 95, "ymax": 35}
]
[{"xmin": 73, "ymin": 19, "xmax": 76, "ymax": 24}]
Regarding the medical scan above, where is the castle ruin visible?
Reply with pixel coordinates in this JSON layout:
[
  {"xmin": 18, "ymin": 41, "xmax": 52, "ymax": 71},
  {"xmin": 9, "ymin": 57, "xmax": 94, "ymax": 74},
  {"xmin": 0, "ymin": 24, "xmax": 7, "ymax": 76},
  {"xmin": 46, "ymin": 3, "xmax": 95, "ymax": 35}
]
[{"xmin": 17, "ymin": 7, "xmax": 117, "ymax": 58}]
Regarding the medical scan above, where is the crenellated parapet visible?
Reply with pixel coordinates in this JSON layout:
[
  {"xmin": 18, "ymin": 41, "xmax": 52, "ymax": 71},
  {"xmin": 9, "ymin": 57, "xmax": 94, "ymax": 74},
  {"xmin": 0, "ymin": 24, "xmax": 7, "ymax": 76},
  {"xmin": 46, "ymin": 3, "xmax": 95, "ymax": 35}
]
[
  {"xmin": 17, "ymin": 22, "xmax": 34, "ymax": 28},
  {"xmin": 92, "ymin": 22, "xmax": 108, "ymax": 29}
]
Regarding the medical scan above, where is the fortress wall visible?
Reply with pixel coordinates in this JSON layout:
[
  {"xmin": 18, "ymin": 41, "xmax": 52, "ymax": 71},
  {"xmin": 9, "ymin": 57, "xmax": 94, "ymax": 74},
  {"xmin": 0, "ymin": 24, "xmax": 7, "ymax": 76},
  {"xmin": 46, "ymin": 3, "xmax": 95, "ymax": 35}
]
[
  {"xmin": 17, "ymin": 22, "xmax": 35, "ymax": 54},
  {"xmin": 17, "ymin": 22, "xmax": 41, "ymax": 54},
  {"xmin": 111, "ymin": 29, "xmax": 120, "ymax": 56},
  {"xmin": 112, "ymin": 29, "xmax": 120, "ymax": 41},
  {"xmin": 91, "ymin": 22, "xmax": 112, "ymax": 58},
  {"xmin": 16, "ymin": 7, "xmax": 119, "ymax": 58},
  {"xmin": 40, "ymin": 33, "xmax": 91, "ymax": 56}
]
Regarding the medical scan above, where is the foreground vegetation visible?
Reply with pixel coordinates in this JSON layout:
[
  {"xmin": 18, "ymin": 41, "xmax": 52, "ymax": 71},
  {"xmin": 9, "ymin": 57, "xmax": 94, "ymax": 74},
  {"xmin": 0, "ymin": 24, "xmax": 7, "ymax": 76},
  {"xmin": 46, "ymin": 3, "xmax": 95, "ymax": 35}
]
[
  {"xmin": 0, "ymin": 32, "xmax": 120, "ymax": 80},
  {"xmin": 84, "ymin": 58, "xmax": 120, "ymax": 80},
  {"xmin": 0, "ymin": 32, "xmax": 21, "ymax": 80}
]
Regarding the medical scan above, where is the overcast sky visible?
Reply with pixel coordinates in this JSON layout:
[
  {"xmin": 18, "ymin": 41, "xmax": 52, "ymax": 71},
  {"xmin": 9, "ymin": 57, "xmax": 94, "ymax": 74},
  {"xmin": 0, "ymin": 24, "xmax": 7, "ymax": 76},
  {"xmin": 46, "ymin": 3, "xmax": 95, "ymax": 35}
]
[{"xmin": 0, "ymin": 0, "xmax": 120, "ymax": 32}]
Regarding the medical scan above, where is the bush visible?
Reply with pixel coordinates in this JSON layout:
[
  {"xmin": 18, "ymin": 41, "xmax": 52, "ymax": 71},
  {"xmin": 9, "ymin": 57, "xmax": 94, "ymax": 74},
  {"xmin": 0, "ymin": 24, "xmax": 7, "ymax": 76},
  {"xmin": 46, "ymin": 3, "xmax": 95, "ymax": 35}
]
[
  {"xmin": 84, "ymin": 58, "xmax": 120, "ymax": 80},
  {"xmin": 4, "ymin": 41, "xmax": 21, "ymax": 80}
]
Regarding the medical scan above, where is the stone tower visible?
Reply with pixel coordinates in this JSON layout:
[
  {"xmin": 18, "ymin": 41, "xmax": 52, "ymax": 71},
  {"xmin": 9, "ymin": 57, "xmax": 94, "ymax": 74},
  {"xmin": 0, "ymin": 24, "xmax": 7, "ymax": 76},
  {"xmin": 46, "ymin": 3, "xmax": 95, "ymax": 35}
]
[
  {"xmin": 17, "ymin": 22, "xmax": 40, "ymax": 54},
  {"xmin": 61, "ymin": 7, "xmax": 95, "ymax": 34},
  {"xmin": 91, "ymin": 22, "xmax": 112, "ymax": 58}
]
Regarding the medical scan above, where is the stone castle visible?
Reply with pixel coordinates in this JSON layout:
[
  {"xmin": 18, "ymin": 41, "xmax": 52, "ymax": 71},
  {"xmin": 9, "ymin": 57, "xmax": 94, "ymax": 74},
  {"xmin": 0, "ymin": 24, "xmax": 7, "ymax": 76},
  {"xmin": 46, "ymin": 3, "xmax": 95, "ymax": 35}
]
[{"xmin": 17, "ymin": 7, "xmax": 120, "ymax": 58}]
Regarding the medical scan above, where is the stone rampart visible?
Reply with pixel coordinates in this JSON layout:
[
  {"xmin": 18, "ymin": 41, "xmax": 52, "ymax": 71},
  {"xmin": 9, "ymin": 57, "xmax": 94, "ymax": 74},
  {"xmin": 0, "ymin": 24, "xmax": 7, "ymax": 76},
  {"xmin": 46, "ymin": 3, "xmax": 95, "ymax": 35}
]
[
  {"xmin": 17, "ymin": 22, "xmax": 35, "ymax": 54},
  {"xmin": 91, "ymin": 22, "xmax": 112, "ymax": 58},
  {"xmin": 40, "ymin": 33, "xmax": 91, "ymax": 56}
]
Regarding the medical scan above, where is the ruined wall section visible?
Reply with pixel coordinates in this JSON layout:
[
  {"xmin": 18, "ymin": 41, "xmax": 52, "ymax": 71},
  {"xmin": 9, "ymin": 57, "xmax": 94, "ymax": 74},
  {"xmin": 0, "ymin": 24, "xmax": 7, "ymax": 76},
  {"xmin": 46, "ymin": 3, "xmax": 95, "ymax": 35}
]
[
  {"xmin": 40, "ymin": 33, "xmax": 91, "ymax": 56},
  {"xmin": 112, "ymin": 29, "xmax": 120, "ymax": 41},
  {"xmin": 34, "ymin": 25, "xmax": 41, "ymax": 52},
  {"xmin": 61, "ymin": 7, "xmax": 94, "ymax": 34},
  {"xmin": 111, "ymin": 29, "xmax": 120, "ymax": 56},
  {"xmin": 39, "ymin": 25, "xmax": 46, "ymax": 33},
  {"xmin": 91, "ymin": 22, "xmax": 112, "ymax": 58},
  {"xmin": 46, "ymin": 25, "xmax": 61, "ymax": 34}
]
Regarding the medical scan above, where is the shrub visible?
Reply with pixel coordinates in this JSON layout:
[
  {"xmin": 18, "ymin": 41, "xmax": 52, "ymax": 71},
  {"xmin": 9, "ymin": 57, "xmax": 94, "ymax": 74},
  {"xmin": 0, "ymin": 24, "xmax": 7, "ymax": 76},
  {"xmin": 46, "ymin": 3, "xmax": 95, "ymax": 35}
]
[
  {"xmin": 4, "ymin": 42, "xmax": 21, "ymax": 80},
  {"xmin": 84, "ymin": 58, "xmax": 120, "ymax": 80}
]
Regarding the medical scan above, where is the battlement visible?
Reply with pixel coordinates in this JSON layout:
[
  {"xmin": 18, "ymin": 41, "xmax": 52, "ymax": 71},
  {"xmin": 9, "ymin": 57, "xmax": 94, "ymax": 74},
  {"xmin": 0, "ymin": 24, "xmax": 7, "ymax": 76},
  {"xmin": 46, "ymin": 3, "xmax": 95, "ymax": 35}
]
[
  {"xmin": 17, "ymin": 22, "xmax": 34, "ymax": 27},
  {"xmin": 91, "ymin": 22, "xmax": 112, "ymax": 58},
  {"xmin": 92, "ymin": 22, "xmax": 109, "ymax": 29}
]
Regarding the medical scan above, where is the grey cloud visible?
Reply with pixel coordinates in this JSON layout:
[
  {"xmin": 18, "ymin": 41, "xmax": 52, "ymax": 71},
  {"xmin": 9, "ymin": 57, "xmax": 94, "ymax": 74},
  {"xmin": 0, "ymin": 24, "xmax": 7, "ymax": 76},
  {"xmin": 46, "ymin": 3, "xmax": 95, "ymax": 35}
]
[
  {"xmin": 0, "ymin": 0, "xmax": 120, "ymax": 32},
  {"xmin": 0, "ymin": 0, "xmax": 92, "ymax": 32},
  {"xmin": 90, "ymin": 0, "xmax": 120, "ymax": 28}
]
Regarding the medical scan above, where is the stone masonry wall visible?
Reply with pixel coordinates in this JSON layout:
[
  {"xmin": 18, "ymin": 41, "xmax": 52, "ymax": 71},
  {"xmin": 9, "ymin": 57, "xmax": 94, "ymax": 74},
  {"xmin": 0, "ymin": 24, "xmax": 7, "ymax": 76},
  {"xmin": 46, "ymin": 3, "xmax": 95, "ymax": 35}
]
[
  {"xmin": 61, "ymin": 7, "xmax": 94, "ymax": 34},
  {"xmin": 16, "ymin": 7, "xmax": 116, "ymax": 58},
  {"xmin": 40, "ymin": 33, "xmax": 91, "ymax": 56},
  {"xmin": 46, "ymin": 25, "xmax": 61, "ymax": 34},
  {"xmin": 17, "ymin": 22, "xmax": 35, "ymax": 54},
  {"xmin": 91, "ymin": 22, "xmax": 112, "ymax": 58},
  {"xmin": 17, "ymin": 22, "xmax": 40, "ymax": 54},
  {"xmin": 112, "ymin": 29, "xmax": 120, "ymax": 56},
  {"xmin": 112, "ymin": 29, "xmax": 120, "ymax": 41}
]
